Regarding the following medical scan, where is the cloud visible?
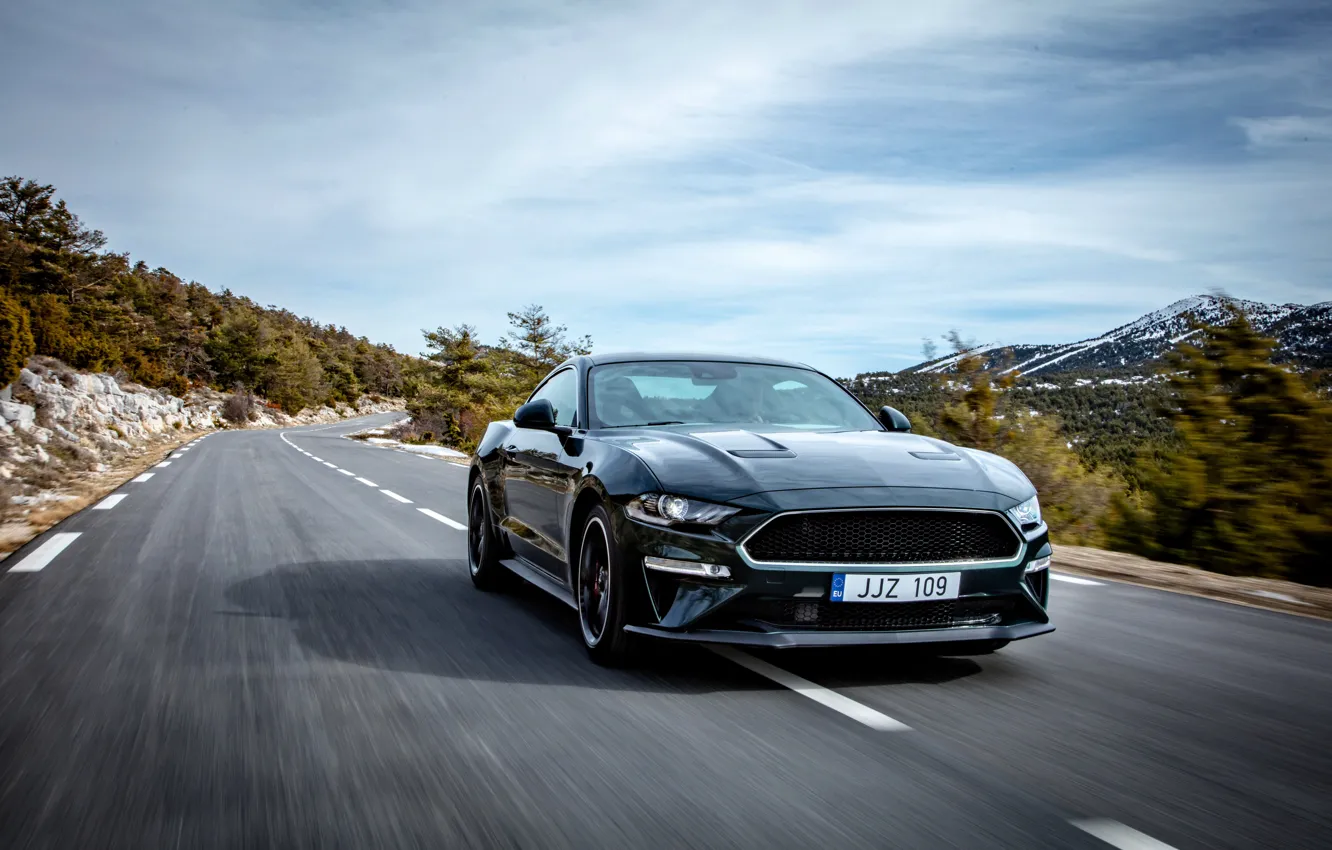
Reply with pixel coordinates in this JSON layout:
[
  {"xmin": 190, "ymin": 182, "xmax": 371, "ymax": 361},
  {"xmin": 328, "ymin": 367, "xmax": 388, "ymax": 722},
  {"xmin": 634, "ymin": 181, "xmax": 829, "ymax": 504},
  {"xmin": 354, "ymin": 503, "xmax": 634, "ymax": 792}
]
[
  {"xmin": 1, "ymin": 0, "xmax": 1330, "ymax": 375},
  {"xmin": 1234, "ymin": 115, "xmax": 1332, "ymax": 148}
]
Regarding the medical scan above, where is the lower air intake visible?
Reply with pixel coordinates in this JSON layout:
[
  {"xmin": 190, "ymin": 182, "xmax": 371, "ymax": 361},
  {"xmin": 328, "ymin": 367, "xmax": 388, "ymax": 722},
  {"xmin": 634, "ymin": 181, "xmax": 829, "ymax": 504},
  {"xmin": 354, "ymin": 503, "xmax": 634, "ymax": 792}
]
[{"xmin": 736, "ymin": 598, "xmax": 1015, "ymax": 631}]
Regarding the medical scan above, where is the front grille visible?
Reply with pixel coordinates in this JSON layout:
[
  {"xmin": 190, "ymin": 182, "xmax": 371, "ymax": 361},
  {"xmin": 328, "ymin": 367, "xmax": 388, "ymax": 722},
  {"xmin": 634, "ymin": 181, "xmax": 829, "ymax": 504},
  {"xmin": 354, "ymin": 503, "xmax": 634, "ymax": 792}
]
[
  {"xmin": 743, "ymin": 510, "xmax": 1020, "ymax": 565},
  {"xmin": 730, "ymin": 598, "xmax": 1015, "ymax": 631}
]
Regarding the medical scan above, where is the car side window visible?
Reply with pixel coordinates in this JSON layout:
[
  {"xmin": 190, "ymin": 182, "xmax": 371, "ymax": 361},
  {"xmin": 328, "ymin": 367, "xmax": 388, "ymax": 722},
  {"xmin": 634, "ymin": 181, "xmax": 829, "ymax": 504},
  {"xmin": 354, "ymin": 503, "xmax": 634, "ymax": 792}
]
[{"xmin": 530, "ymin": 369, "xmax": 578, "ymax": 427}]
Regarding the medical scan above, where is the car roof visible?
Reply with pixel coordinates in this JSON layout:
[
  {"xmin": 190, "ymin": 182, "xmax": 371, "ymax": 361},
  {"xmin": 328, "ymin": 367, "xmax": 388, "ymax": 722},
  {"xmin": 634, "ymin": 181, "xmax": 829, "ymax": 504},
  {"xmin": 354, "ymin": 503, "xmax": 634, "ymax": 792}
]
[{"xmin": 580, "ymin": 351, "xmax": 815, "ymax": 370}]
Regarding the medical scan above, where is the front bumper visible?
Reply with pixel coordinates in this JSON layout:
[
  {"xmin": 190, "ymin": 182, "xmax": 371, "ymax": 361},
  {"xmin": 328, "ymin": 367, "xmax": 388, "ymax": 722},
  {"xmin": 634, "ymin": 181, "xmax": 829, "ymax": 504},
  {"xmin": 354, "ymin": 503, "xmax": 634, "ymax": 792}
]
[
  {"xmin": 614, "ymin": 489, "xmax": 1054, "ymax": 646},
  {"xmin": 625, "ymin": 620, "xmax": 1054, "ymax": 648}
]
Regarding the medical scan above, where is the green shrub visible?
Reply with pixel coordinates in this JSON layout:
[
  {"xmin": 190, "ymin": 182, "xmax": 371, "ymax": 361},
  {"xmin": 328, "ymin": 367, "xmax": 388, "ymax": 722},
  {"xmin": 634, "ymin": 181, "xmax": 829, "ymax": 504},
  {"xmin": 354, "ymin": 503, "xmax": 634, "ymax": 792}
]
[{"xmin": 0, "ymin": 290, "xmax": 35, "ymax": 387}]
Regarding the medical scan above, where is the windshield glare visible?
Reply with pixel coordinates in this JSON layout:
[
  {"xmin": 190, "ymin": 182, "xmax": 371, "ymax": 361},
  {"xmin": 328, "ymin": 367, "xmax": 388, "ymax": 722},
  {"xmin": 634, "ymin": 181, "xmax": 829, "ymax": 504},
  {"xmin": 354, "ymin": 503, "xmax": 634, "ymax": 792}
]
[{"xmin": 588, "ymin": 361, "xmax": 882, "ymax": 431}]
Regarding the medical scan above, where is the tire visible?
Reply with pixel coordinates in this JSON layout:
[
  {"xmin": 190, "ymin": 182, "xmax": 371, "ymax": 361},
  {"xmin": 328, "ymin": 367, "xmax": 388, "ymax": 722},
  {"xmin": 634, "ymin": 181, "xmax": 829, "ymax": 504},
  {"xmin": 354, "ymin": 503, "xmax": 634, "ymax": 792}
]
[
  {"xmin": 576, "ymin": 505, "xmax": 637, "ymax": 666},
  {"xmin": 468, "ymin": 479, "xmax": 512, "ymax": 592}
]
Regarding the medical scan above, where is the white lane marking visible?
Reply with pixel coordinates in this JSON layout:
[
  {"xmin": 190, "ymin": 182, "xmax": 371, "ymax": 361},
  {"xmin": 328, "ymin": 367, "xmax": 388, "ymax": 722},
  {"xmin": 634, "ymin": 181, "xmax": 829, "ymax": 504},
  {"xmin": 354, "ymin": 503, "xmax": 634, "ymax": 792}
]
[
  {"xmin": 322, "ymin": 462, "xmax": 338, "ymax": 468},
  {"xmin": 156, "ymin": 461, "xmax": 171, "ymax": 468},
  {"xmin": 710, "ymin": 646, "xmax": 911, "ymax": 731},
  {"xmin": 380, "ymin": 489, "xmax": 413, "ymax": 503},
  {"xmin": 418, "ymin": 508, "xmax": 466, "ymax": 530},
  {"xmin": 311, "ymin": 456, "xmax": 324, "ymax": 462},
  {"xmin": 8, "ymin": 532, "xmax": 82, "ymax": 573},
  {"xmin": 1051, "ymin": 573, "xmax": 1104, "ymax": 586},
  {"xmin": 355, "ymin": 477, "xmax": 378, "ymax": 487},
  {"xmin": 338, "ymin": 469, "xmax": 355, "ymax": 476},
  {"xmin": 131, "ymin": 473, "xmax": 155, "ymax": 483},
  {"xmin": 1071, "ymin": 820, "xmax": 1179, "ymax": 850},
  {"xmin": 93, "ymin": 494, "xmax": 128, "ymax": 510}
]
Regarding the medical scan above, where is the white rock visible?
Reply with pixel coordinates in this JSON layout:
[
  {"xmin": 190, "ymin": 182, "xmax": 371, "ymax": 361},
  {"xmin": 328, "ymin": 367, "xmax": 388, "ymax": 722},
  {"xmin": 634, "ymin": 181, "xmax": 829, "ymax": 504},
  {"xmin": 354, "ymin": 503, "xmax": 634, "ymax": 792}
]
[{"xmin": 0, "ymin": 400, "xmax": 36, "ymax": 429}]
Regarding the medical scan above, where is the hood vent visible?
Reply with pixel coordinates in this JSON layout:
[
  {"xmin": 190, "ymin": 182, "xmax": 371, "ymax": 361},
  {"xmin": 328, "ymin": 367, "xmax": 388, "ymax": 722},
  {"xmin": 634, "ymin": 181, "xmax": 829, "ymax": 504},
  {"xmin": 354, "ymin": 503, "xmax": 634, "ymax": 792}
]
[{"xmin": 910, "ymin": 451, "xmax": 962, "ymax": 461}]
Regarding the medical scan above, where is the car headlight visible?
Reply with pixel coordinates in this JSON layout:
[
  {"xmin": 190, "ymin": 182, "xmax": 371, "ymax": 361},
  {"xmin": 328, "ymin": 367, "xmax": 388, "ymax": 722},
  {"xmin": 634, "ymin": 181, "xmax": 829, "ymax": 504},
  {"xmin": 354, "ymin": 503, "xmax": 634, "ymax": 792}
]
[
  {"xmin": 1009, "ymin": 495, "xmax": 1041, "ymax": 528},
  {"xmin": 626, "ymin": 493, "xmax": 740, "ymax": 526}
]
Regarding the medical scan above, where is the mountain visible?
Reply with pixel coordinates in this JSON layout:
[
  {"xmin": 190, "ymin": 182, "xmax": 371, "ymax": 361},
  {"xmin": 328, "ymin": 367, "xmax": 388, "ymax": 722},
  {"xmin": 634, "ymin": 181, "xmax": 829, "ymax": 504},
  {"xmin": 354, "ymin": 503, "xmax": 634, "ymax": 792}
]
[{"xmin": 897, "ymin": 295, "xmax": 1332, "ymax": 376}]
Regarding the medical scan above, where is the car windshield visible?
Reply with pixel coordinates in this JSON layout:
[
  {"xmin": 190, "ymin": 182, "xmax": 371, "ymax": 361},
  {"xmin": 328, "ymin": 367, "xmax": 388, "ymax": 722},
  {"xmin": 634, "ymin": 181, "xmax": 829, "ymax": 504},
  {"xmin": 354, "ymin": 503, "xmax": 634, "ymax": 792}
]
[{"xmin": 588, "ymin": 361, "xmax": 882, "ymax": 431}]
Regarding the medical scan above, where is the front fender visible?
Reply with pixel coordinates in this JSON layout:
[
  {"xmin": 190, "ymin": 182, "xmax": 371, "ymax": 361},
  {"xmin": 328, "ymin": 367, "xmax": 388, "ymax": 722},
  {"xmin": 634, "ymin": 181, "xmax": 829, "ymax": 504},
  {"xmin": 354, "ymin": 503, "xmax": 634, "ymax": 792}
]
[
  {"xmin": 473, "ymin": 420, "xmax": 516, "ymax": 524},
  {"xmin": 560, "ymin": 439, "xmax": 662, "ymax": 566}
]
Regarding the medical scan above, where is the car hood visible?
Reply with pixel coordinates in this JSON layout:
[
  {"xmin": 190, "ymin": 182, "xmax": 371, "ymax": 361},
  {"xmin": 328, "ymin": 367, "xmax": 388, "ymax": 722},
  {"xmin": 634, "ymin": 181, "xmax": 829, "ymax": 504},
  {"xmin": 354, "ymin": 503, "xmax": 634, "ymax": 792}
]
[{"xmin": 597, "ymin": 427, "xmax": 1035, "ymax": 503}]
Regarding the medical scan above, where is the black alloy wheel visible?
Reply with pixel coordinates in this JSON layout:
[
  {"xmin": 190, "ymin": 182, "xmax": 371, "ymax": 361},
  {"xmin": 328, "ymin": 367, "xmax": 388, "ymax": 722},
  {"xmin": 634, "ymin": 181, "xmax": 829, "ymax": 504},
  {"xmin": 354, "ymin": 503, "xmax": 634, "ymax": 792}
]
[
  {"xmin": 468, "ymin": 479, "xmax": 510, "ymax": 591},
  {"xmin": 577, "ymin": 505, "xmax": 635, "ymax": 665}
]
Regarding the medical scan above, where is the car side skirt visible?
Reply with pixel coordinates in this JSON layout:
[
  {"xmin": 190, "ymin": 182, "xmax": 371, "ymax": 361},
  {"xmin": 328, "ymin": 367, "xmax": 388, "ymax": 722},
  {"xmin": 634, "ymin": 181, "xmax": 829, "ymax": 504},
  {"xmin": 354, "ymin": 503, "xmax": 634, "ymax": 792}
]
[
  {"xmin": 622, "ymin": 621, "xmax": 1054, "ymax": 648},
  {"xmin": 500, "ymin": 556, "xmax": 576, "ymax": 609}
]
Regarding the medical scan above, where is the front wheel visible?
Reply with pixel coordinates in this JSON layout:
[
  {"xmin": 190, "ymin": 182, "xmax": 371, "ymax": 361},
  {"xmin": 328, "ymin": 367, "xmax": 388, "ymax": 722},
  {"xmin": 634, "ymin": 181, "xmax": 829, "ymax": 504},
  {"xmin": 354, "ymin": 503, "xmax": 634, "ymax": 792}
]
[
  {"xmin": 577, "ymin": 505, "xmax": 636, "ymax": 666},
  {"xmin": 468, "ymin": 479, "xmax": 512, "ymax": 591}
]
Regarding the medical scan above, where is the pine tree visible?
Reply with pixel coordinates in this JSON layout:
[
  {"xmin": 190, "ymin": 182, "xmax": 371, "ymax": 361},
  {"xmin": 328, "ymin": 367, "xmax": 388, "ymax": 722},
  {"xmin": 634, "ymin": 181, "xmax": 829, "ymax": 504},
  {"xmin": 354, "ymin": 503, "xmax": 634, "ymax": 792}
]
[
  {"xmin": 1112, "ymin": 308, "xmax": 1332, "ymax": 584},
  {"xmin": 0, "ymin": 288, "xmax": 35, "ymax": 387}
]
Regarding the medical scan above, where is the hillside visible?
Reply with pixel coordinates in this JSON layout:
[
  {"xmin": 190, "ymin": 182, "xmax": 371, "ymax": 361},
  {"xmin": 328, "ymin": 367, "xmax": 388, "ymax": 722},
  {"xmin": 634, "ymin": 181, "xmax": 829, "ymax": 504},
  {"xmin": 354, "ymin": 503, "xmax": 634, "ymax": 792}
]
[
  {"xmin": 1, "ymin": 176, "xmax": 410, "ymax": 411},
  {"xmin": 888, "ymin": 295, "xmax": 1332, "ymax": 376}
]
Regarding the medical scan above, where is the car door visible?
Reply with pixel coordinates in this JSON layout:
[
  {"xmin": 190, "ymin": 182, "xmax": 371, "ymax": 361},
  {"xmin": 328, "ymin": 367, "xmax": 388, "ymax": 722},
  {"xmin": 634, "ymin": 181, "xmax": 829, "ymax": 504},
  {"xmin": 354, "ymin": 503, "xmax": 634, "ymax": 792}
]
[{"xmin": 499, "ymin": 368, "xmax": 582, "ymax": 580}]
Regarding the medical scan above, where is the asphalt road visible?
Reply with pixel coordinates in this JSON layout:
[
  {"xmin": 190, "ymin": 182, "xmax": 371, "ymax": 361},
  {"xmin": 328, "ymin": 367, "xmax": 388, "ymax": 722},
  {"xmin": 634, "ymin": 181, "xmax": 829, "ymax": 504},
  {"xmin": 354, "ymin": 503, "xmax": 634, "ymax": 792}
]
[{"xmin": 1, "ymin": 414, "xmax": 1328, "ymax": 849}]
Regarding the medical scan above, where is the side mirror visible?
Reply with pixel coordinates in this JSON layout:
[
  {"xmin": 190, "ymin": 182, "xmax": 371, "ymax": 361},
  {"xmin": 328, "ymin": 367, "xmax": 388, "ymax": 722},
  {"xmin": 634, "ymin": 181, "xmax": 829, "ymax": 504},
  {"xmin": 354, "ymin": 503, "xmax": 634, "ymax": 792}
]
[
  {"xmin": 514, "ymin": 398, "xmax": 557, "ymax": 430},
  {"xmin": 878, "ymin": 405, "xmax": 912, "ymax": 432}
]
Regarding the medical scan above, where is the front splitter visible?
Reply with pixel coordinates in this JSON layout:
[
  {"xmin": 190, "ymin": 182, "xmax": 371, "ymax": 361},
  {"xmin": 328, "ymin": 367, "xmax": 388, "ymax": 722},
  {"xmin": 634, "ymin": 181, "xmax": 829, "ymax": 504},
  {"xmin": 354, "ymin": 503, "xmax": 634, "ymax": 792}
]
[{"xmin": 623, "ymin": 621, "xmax": 1054, "ymax": 649}]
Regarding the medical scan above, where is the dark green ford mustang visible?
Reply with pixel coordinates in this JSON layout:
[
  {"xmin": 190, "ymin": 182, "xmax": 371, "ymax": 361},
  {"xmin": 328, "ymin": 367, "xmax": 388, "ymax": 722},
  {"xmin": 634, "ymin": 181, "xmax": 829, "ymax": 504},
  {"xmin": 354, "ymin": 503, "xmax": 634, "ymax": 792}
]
[{"xmin": 468, "ymin": 353, "xmax": 1054, "ymax": 665}]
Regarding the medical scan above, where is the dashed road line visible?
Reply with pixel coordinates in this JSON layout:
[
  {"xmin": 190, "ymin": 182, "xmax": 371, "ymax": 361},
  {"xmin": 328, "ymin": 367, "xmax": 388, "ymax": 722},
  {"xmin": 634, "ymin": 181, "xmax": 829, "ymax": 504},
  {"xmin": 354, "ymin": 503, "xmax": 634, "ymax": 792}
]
[
  {"xmin": 156, "ymin": 461, "xmax": 171, "ymax": 468},
  {"xmin": 338, "ymin": 469, "xmax": 355, "ymax": 476},
  {"xmin": 380, "ymin": 489, "xmax": 413, "ymax": 504},
  {"xmin": 322, "ymin": 461, "xmax": 338, "ymax": 468},
  {"xmin": 8, "ymin": 533, "xmax": 82, "ymax": 573},
  {"xmin": 94, "ymin": 494, "xmax": 128, "ymax": 510},
  {"xmin": 710, "ymin": 646, "xmax": 911, "ymax": 731},
  {"xmin": 418, "ymin": 508, "xmax": 466, "ymax": 530},
  {"xmin": 311, "ymin": 457, "xmax": 324, "ymax": 462},
  {"xmin": 355, "ymin": 477, "xmax": 378, "ymax": 487},
  {"xmin": 1051, "ymin": 573, "xmax": 1103, "ymax": 586},
  {"xmin": 131, "ymin": 473, "xmax": 155, "ymax": 483},
  {"xmin": 1071, "ymin": 820, "xmax": 1178, "ymax": 850}
]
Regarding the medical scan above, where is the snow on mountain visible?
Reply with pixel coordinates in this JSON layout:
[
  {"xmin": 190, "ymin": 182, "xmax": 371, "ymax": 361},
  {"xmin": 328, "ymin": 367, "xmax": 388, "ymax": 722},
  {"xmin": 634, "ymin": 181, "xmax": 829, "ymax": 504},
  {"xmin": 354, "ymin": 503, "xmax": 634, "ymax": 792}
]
[{"xmin": 896, "ymin": 295, "xmax": 1331, "ymax": 376}]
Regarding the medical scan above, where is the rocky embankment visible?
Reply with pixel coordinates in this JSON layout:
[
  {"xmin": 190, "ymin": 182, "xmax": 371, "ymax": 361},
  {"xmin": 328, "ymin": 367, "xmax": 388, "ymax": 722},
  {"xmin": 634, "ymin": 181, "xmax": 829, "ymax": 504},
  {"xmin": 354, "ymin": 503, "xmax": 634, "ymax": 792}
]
[{"xmin": 1, "ymin": 357, "xmax": 403, "ymax": 548}]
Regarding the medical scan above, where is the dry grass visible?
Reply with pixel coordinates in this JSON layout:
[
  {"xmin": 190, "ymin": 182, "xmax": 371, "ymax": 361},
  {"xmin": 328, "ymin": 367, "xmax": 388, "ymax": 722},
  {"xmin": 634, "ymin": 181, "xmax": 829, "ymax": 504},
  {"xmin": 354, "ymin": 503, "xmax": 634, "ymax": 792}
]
[
  {"xmin": 1057, "ymin": 545, "xmax": 1332, "ymax": 621},
  {"xmin": 0, "ymin": 431, "xmax": 199, "ymax": 559}
]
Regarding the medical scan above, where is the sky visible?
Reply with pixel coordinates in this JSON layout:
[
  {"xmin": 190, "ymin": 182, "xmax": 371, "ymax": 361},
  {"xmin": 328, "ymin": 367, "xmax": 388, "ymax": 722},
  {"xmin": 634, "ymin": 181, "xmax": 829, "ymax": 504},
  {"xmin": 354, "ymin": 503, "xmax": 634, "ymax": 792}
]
[{"xmin": 2, "ymin": 0, "xmax": 1330, "ymax": 376}]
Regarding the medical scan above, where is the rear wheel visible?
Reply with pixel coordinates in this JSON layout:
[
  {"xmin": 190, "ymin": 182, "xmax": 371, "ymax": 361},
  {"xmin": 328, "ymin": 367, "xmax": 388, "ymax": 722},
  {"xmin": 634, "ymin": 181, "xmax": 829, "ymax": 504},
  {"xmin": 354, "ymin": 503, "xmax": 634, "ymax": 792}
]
[
  {"xmin": 577, "ymin": 506, "xmax": 636, "ymax": 665},
  {"xmin": 468, "ymin": 480, "xmax": 511, "ymax": 591}
]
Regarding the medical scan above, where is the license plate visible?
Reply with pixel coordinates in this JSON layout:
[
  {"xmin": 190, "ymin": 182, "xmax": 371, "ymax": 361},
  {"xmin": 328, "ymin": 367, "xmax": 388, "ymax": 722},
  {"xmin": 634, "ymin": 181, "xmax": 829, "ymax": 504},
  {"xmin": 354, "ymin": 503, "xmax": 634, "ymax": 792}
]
[{"xmin": 830, "ymin": 572, "xmax": 961, "ymax": 603}]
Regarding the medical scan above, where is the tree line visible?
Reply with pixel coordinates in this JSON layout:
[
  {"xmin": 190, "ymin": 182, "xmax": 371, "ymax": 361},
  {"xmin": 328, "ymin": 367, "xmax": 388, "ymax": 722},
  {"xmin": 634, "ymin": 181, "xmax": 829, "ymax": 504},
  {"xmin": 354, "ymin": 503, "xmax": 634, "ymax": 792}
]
[{"xmin": 0, "ymin": 177, "xmax": 407, "ymax": 412}]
